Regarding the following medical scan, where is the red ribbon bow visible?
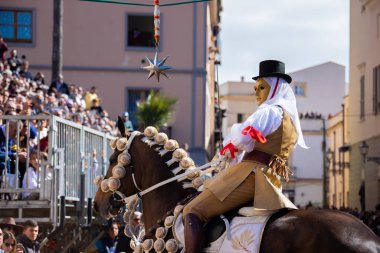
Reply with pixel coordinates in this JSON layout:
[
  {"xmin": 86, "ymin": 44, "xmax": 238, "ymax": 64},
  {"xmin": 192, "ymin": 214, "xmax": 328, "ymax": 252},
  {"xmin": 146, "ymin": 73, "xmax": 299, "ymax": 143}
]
[
  {"xmin": 242, "ymin": 126, "xmax": 267, "ymax": 143},
  {"xmin": 220, "ymin": 143, "xmax": 238, "ymax": 159}
]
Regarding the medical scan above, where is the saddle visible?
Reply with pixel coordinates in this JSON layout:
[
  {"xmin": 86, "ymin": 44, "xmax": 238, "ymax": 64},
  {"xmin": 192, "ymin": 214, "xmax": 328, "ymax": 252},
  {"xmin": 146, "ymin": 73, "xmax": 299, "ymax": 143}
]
[{"xmin": 172, "ymin": 205, "xmax": 289, "ymax": 253}]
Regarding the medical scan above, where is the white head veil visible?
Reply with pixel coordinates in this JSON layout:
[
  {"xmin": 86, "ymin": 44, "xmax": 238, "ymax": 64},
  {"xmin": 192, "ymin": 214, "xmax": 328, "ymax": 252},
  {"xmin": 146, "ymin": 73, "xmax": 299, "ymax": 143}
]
[{"xmin": 260, "ymin": 77, "xmax": 308, "ymax": 149}]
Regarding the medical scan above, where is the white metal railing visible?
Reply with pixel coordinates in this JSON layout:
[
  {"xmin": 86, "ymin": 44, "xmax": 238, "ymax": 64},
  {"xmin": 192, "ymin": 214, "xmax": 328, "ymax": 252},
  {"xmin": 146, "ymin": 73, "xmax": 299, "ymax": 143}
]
[{"xmin": 0, "ymin": 115, "xmax": 114, "ymax": 224}]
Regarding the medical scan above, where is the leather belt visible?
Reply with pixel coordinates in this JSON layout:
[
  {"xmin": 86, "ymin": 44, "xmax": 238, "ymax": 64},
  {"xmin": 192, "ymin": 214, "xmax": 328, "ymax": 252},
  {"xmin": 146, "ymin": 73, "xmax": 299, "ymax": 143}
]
[{"xmin": 242, "ymin": 150, "xmax": 273, "ymax": 166}]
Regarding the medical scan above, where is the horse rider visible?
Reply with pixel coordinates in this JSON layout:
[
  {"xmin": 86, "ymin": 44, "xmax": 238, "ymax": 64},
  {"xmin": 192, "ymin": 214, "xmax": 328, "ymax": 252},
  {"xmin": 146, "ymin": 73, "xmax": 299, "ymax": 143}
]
[{"xmin": 183, "ymin": 60, "xmax": 308, "ymax": 253}]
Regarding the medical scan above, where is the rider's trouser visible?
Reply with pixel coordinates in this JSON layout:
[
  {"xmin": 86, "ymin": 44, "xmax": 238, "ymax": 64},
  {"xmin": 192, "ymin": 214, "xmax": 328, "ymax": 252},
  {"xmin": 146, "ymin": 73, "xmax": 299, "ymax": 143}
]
[{"xmin": 183, "ymin": 172, "xmax": 255, "ymax": 222}]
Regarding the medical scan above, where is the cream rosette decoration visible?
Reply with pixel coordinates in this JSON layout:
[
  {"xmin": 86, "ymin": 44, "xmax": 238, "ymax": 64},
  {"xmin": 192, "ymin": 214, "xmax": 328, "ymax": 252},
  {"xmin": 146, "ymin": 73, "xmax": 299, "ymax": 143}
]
[
  {"xmin": 171, "ymin": 157, "xmax": 194, "ymax": 175},
  {"xmin": 164, "ymin": 216, "xmax": 175, "ymax": 228},
  {"xmin": 142, "ymin": 239, "xmax": 154, "ymax": 253},
  {"xmin": 142, "ymin": 126, "xmax": 158, "ymax": 144},
  {"xmin": 153, "ymin": 238, "xmax": 165, "ymax": 253},
  {"xmin": 182, "ymin": 177, "xmax": 204, "ymax": 190},
  {"xmin": 173, "ymin": 205, "xmax": 184, "ymax": 216},
  {"xmin": 93, "ymin": 175, "xmax": 104, "ymax": 186},
  {"xmin": 165, "ymin": 239, "xmax": 179, "ymax": 253},
  {"xmin": 159, "ymin": 139, "xmax": 179, "ymax": 156},
  {"xmin": 155, "ymin": 227, "xmax": 168, "ymax": 239},
  {"xmin": 118, "ymin": 151, "xmax": 131, "ymax": 166},
  {"xmin": 185, "ymin": 167, "xmax": 200, "ymax": 181},
  {"xmin": 109, "ymin": 138, "xmax": 117, "ymax": 150},
  {"xmin": 116, "ymin": 137, "xmax": 128, "ymax": 151},
  {"xmin": 107, "ymin": 177, "xmax": 121, "ymax": 192},
  {"xmin": 166, "ymin": 148, "xmax": 188, "ymax": 166},
  {"xmin": 148, "ymin": 132, "xmax": 168, "ymax": 147},
  {"xmin": 100, "ymin": 179, "xmax": 110, "ymax": 193},
  {"xmin": 112, "ymin": 164, "xmax": 126, "ymax": 179}
]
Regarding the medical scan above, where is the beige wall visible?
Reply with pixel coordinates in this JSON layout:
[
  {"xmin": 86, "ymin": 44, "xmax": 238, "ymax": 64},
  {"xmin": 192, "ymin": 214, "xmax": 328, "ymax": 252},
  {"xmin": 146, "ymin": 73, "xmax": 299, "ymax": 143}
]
[
  {"xmin": 2, "ymin": 0, "xmax": 220, "ymax": 150},
  {"xmin": 348, "ymin": 0, "xmax": 380, "ymax": 210},
  {"xmin": 327, "ymin": 109, "xmax": 350, "ymax": 208}
]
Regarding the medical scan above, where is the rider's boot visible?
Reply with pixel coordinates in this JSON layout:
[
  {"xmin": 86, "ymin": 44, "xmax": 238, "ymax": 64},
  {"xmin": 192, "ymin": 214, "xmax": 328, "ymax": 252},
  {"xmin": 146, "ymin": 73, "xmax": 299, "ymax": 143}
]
[{"xmin": 184, "ymin": 213, "xmax": 204, "ymax": 253}]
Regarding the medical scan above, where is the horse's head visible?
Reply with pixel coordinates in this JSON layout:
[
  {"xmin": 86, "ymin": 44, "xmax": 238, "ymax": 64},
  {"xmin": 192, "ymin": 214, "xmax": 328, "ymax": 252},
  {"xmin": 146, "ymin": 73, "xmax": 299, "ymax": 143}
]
[
  {"xmin": 94, "ymin": 117, "xmax": 200, "ymax": 229},
  {"xmin": 94, "ymin": 117, "xmax": 140, "ymax": 219}
]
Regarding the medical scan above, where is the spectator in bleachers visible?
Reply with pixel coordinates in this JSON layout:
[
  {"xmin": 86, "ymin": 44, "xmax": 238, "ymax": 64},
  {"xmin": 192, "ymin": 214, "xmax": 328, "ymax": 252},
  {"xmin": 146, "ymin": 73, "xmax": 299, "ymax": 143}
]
[
  {"xmin": 7, "ymin": 50, "xmax": 21, "ymax": 74},
  {"xmin": 1, "ymin": 231, "xmax": 19, "ymax": 253},
  {"xmin": 92, "ymin": 221, "xmax": 120, "ymax": 253},
  {"xmin": 19, "ymin": 61, "xmax": 33, "ymax": 82},
  {"xmin": 84, "ymin": 86, "xmax": 98, "ymax": 110},
  {"xmin": 16, "ymin": 220, "xmax": 40, "ymax": 253},
  {"xmin": 123, "ymin": 112, "xmax": 134, "ymax": 132},
  {"xmin": 1, "ymin": 46, "xmax": 116, "ymax": 139},
  {"xmin": 0, "ymin": 218, "xmax": 23, "ymax": 237},
  {"xmin": 0, "ymin": 36, "xmax": 8, "ymax": 62},
  {"xmin": 49, "ymin": 74, "xmax": 70, "ymax": 95},
  {"xmin": 90, "ymin": 98, "xmax": 104, "ymax": 116},
  {"xmin": 0, "ymin": 121, "xmax": 27, "ymax": 188},
  {"xmin": 22, "ymin": 150, "xmax": 41, "ymax": 200},
  {"xmin": 33, "ymin": 72, "xmax": 45, "ymax": 86}
]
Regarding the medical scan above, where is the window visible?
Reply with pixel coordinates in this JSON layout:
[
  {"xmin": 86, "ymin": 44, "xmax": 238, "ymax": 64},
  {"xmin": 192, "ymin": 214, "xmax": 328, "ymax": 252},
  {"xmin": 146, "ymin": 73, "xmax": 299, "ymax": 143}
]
[
  {"xmin": 0, "ymin": 9, "xmax": 33, "ymax": 44},
  {"xmin": 292, "ymin": 82, "xmax": 306, "ymax": 96},
  {"xmin": 127, "ymin": 89, "xmax": 158, "ymax": 130},
  {"xmin": 374, "ymin": 65, "xmax": 380, "ymax": 115},
  {"xmin": 360, "ymin": 76, "xmax": 365, "ymax": 120},
  {"xmin": 237, "ymin": 113, "xmax": 243, "ymax": 123},
  {"xmin": 126, "ymin": 14, "xmax": 156, "ymax": 48}
]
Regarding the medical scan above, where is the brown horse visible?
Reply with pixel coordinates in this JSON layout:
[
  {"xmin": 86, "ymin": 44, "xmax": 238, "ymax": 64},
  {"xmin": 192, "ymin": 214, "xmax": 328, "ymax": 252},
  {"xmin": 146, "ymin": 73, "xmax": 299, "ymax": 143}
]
[{"xmin": 94, "ymin": 118, "xmax": 380, "ymax": 253}]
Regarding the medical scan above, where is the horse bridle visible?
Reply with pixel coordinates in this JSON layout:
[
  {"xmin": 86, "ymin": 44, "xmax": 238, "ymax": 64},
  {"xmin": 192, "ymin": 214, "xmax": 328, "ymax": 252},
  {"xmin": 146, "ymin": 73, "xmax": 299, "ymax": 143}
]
[{"xmin": 100, "ymin": 130, "xmax": 221, "ymax": 208}]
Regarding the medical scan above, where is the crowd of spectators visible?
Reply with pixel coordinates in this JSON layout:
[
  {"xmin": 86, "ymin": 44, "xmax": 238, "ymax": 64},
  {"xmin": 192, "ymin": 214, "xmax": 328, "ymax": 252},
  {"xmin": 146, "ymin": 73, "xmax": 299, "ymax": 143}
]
[
  {"xmin": 0, "ymin": 217, "xmax": 40, "ymax": 253},
  {"xmin": 298, "ymin": 111, "xmax": 323, "ymax": 120},
  {"xmin": 0, "ymin": 37, "xmax": 117, "ymax": 200},
  {"xmin": 0, "ymin": 36, "xmax": 116, "ymax": 134}
]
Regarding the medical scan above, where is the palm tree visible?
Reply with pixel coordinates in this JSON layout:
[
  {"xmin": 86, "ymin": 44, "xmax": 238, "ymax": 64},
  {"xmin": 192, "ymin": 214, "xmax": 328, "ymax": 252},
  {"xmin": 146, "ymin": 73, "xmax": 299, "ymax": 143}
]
[{"xmin": 135, "ymin": 90, "xmax": 177, "ymax": 130}]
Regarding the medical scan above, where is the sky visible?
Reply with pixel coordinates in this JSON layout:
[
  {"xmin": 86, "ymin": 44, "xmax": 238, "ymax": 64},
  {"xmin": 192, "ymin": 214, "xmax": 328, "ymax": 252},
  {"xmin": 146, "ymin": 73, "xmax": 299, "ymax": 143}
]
[{"xmin": 218, "ymin": 0, "xmax": 349, "ymax": 84}]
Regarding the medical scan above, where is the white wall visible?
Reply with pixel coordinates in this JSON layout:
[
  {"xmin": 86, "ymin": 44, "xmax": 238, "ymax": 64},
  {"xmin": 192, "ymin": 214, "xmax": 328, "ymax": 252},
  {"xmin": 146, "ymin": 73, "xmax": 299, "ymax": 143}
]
[
  {"xmin": 290, "ymin": 62, "xmax": 346, "ymax": 117},
  {"xmin": 292, "ymin": 135, "xmax": 323, "ymax": 179},
  {"xmin": 294, "ymin": 182, "xmax": 323, "ymax": 207}
]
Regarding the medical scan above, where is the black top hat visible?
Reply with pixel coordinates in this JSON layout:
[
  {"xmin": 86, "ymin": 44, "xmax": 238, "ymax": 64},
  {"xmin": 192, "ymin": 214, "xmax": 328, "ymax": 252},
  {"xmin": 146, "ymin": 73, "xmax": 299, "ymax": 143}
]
[{"xmin": 252, "ymin": 60, "xmax": 292, "ymax": 83}]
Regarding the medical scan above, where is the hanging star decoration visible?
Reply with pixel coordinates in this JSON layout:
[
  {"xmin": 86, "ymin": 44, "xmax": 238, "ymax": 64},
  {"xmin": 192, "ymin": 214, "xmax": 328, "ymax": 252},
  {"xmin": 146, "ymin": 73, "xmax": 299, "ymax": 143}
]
[{"xmin": 143, "ymin": 51, "xmax": 171, "ymax": 82}]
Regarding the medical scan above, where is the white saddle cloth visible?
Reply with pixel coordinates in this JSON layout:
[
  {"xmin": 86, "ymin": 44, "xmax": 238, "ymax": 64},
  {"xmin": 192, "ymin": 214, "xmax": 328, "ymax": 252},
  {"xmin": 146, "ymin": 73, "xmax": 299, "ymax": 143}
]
[{"xmin": 172, "ymin": 209, "xmax": 274, "ymax": 253}]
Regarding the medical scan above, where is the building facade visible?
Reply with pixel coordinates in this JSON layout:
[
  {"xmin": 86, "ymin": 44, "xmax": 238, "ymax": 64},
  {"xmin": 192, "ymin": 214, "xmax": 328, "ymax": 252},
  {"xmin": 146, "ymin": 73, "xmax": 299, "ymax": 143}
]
[
  {"xmin": 0, "ymin": 0, "xmax": 222, "ymax": 153},
  {"xmin": 326, "ymin": 95, "xmax": 350, "ymax": 209},
  {"xmin": 287, "ymin": 62, "xmax": 346, "ymax": 207},
  {"xmin": 347, "ymin": 0, "xmax": 380, "ymax": 211}
]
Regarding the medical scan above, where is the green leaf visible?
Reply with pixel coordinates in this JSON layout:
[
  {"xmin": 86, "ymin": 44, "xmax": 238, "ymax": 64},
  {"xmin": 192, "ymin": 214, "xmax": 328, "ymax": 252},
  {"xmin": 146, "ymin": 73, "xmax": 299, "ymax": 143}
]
[{"xmin": 135, "ymin": 90, "xmax": 177, "ymax": 129}]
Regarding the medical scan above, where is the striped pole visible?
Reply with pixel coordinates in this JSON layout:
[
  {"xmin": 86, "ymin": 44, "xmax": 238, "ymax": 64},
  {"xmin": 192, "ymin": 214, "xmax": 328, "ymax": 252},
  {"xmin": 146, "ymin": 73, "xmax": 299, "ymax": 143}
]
[{"xmin": 154, "ymin": 0, "xmax": 160, "ymax": 48}]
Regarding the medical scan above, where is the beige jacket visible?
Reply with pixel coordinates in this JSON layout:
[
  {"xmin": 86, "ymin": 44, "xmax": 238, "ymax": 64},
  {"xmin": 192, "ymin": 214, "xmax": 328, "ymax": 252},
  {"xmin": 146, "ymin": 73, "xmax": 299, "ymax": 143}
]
[{"xmin": 204, "ymin": 109, "xmax": 298, "ymax": 210}]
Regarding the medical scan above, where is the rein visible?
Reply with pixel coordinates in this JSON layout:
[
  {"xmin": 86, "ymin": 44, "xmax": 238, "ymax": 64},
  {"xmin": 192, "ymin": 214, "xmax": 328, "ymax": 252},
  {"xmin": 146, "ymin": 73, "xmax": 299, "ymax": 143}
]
[
  {"xmin": 100, "ymin": 129, "xmax": 222, "ymax": 204},
  {"xmin": 114, "ymin": 158, "xmax": 220, "ymax": 202}
]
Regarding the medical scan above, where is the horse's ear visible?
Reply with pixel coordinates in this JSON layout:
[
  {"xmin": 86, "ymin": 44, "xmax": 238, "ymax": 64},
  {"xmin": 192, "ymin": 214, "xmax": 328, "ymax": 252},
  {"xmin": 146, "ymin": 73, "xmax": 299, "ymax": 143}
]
[{"xmin": 117, "ymin": 116, "xmax": 127, "ymax": 137}]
